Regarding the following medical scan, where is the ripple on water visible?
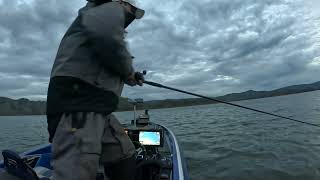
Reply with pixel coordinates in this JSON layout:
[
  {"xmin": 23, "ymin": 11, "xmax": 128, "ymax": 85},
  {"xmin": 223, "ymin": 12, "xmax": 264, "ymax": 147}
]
[{"xmin": 1, "ymin": 91, "xmax": 320, "ymax": 180}]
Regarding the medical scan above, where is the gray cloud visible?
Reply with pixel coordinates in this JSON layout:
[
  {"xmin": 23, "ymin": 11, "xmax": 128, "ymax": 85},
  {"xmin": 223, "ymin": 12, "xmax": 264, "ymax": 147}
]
[
  {"xmin": 0, "ymin": 0, "xmax": 84, "ymax": 99},
  {"xmin": 124, "ymin": 0, "xmax": 320, "ymax": 99},
  {"xmin": 0, "ymin": 0, "xmax": 319, "ymax": 100}
]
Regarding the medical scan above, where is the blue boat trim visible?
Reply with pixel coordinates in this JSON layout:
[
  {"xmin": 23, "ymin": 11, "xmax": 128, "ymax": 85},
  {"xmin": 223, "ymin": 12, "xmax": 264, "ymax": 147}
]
[
  {"xmin": 162, "ymin": 124, "xmax": 189, "ymax": 180},
  {"xmin": 22, "ymin": 144, "xmax": 51, "ymax": 156}
]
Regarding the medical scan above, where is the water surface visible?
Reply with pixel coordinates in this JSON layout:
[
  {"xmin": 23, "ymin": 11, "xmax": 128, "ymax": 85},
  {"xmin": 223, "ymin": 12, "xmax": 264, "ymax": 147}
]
[{"xmin": 1, "ymin": 91, "xmax": 320, "ymax": 180}]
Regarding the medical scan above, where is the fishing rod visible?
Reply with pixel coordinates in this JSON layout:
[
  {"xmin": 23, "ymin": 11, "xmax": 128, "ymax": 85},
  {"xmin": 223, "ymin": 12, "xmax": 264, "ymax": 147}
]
[{"xmin": 142, "ymin": 80, "xmax": 320, "ymax": 128}]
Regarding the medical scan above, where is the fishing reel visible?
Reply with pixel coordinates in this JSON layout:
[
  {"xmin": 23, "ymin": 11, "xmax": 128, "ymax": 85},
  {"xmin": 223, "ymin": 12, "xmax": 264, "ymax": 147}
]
[{"xmin": 134, "ymin": 70, "xmax": 147, "ymax": 82}]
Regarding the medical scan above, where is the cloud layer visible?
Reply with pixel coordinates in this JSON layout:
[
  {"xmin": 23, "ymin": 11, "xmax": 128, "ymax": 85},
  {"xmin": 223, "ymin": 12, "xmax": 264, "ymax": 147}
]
[{"xmin": 0, "ymin": 0, "xmax": 319, "ymax": 100}]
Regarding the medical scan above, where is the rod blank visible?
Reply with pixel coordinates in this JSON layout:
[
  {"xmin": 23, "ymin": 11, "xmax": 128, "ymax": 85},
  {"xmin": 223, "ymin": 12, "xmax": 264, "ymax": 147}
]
[{"xmin": 144, "ymin": 80, "xmax": 320, "ymax": 128}]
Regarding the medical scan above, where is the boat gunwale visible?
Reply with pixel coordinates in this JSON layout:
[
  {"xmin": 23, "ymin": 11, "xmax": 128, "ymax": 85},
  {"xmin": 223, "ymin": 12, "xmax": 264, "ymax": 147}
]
[{"xmin": 0, "ymin": 123, "xmax": 189, "ymax": 180}]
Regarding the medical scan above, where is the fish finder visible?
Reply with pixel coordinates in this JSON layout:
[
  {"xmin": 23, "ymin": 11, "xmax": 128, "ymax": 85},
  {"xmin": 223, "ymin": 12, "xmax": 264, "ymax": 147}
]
[{"xmin": 139, "ymin": 131, "xmax": 161, "ymax": 146}]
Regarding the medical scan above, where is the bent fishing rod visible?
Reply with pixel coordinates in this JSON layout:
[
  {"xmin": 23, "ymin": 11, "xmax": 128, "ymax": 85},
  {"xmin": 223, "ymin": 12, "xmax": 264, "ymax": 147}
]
[{"xmin": 142, "ymin": 80, "xmax": 320, "ymax": 128}]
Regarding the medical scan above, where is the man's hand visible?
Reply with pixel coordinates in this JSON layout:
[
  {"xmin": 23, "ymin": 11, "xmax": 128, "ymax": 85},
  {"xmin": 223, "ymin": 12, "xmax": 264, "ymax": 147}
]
[
  {"xmin": 134, "ymin": 72, "xmax": 144, "ymax": 85},
  {"xmin": 125, "ymin": 72, "xmax": 143, "ymax": 86}
]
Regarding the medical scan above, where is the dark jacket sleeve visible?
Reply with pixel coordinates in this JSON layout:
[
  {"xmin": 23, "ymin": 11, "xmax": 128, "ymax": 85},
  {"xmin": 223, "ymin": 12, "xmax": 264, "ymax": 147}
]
[{"xmin": 81, "ymin": 2, "xmax": 134, "ymax": 79}]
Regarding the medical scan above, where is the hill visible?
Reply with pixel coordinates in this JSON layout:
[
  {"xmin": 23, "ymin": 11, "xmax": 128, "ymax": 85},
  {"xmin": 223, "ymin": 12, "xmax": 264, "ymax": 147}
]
[{"xmin": 0, "ymin": 81, "xmax": 319, "ymax": 116}]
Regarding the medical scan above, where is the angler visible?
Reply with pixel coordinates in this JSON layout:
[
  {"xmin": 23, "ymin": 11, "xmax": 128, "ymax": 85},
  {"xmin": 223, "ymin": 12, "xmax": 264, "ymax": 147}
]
[{"xmin": 46, "ymin": 0, "xmax": 144, "ymax": 179}]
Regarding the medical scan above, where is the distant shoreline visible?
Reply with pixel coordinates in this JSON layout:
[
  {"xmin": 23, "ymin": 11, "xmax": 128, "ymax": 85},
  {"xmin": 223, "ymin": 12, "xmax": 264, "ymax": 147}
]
[
  {"xmin": 0, "ymin": 81, "xmax": 319, "ymax": 116},
  {"xmin": 119, "ymin": 89, "xmax": 320, "ymax": 112}
]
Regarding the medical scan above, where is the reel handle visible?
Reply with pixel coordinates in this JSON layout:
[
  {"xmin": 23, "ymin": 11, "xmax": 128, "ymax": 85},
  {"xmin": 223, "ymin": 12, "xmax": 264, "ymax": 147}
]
[{"xmin": 135, "ymin": 70, "xmax": 147, "ymax": 82}]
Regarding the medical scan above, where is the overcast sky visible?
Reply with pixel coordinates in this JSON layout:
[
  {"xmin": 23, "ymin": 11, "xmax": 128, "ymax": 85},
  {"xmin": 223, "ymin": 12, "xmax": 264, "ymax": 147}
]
[{"xmin": 0, "ymin": 0, "xmax": 319, "ymax": 100}]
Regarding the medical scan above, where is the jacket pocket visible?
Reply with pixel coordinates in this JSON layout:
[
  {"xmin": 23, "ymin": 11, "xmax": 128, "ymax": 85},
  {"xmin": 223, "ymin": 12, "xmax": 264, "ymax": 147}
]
[{"xmin": 75, "ymin": 113, "xmax": 106, "ymax": 155}]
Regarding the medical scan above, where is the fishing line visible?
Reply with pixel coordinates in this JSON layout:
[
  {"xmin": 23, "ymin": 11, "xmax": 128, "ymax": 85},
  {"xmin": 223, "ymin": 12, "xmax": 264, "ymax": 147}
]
[{"xmin": 144, "ymin": 81, "xmax": 320, "ymax": 128}]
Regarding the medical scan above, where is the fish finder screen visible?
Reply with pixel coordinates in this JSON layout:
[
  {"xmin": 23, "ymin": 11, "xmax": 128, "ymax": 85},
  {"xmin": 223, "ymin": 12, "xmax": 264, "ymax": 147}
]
[{"xmin": 139, "ymin": 131, "xmax": 161, "ymax": 146}]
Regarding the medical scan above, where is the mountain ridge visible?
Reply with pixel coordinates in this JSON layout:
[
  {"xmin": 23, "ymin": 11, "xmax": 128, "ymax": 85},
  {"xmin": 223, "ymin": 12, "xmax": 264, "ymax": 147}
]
[{"xmin": 0, "ymin": 81, "xmax": 319, "ymax": 116}]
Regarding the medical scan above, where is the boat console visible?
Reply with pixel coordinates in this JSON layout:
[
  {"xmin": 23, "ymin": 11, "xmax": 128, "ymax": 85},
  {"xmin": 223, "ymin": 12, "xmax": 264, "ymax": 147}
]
[
  {"xmin": 123, "ymin": 99, "xmax": 173, "ymax": 180},
  {"xmin": 125, "ymin": 118, "xmax": 172, "ymax": 179}
]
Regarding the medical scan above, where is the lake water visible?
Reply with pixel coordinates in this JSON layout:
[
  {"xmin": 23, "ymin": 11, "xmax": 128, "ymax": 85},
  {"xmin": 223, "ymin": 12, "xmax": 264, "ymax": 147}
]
[{"xmin": 1, "ymin": 91, "xmax": 320, "ymax": 180}]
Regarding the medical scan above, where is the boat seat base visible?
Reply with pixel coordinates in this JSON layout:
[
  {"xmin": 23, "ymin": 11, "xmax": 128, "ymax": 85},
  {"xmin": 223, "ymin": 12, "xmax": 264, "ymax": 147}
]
[
  {"xmin": 0, "ymin": 171, "xmax": 21, "ymax": 180},
  {"xmin": 2, "ymin": 150, "xmax": 39, "ymax": 180}
]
